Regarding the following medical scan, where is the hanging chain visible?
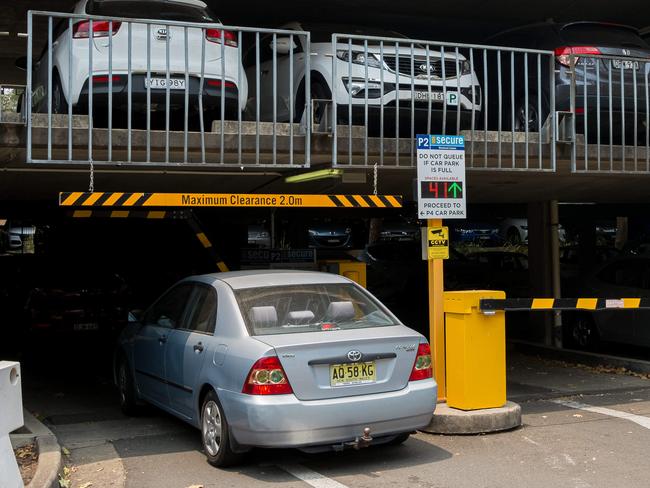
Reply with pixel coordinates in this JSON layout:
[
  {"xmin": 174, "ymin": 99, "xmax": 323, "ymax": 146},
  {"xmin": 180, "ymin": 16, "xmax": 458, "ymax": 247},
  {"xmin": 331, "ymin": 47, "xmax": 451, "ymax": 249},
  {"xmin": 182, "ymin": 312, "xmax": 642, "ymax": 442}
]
[
  {"xmin": 88, "ymin": 159, "xmax": 95, "ymax": 192},
  {"xmin": 373, "ymin": 162, "xmax": 378, "ymax": 195}
]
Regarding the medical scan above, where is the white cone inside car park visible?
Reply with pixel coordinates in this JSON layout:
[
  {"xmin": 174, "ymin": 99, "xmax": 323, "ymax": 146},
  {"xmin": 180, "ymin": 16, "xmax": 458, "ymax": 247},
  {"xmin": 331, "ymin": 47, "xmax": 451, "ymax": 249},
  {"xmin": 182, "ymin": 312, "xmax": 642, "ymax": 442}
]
[{"xmin": 0, "ymin": 361, "xmax": 24, "ymax": 488}]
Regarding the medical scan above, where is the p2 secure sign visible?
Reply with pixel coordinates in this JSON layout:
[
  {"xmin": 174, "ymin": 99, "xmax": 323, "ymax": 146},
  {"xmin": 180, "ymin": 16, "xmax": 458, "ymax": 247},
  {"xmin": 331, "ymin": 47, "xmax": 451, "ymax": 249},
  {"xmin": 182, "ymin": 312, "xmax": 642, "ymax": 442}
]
[{"xmin": 416, "ymin": 135, "xmax": 467, "ymax": 219}]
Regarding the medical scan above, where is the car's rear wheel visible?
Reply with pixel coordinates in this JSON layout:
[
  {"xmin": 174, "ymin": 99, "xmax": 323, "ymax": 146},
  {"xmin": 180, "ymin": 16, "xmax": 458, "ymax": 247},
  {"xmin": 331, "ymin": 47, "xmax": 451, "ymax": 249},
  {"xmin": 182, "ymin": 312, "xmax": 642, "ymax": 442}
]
[
  {"xmin": 201, "ymin": 390, "xmax": 241, "ymax": 467},
  {"xmin": 513, "ymin": 96, "xmax": 548, "ymax": 133},
  {"xmin": 569, "ymin": 315, "xmax": 600, "ymax": 351},
  {"xmin": 117, "ymin": 357, "xmax": 140, "ymax": 416},
  {"xmin": 52, "ymin": 72, "xmax": 69, "ymax": 114},
  {"xmin": 506, "ymin": 227, "xmax": 522, "ymax": 244}
]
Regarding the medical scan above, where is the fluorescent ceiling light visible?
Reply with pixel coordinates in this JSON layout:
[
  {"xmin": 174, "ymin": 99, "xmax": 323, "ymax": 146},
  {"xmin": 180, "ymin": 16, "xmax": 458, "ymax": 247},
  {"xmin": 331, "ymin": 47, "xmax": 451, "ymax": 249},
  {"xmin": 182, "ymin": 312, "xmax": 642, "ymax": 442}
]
[{"xmin": 285, "ymin": 169, "xmax": 342, "ymax": 183}]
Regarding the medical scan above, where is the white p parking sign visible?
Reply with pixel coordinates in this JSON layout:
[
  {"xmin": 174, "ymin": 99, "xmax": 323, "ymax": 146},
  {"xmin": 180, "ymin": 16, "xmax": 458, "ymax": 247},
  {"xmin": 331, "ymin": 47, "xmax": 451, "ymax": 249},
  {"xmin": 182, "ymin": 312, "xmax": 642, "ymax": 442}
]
[{"xmin": 416, "ymin": 134, "xmax": 467, "ymax": 219}]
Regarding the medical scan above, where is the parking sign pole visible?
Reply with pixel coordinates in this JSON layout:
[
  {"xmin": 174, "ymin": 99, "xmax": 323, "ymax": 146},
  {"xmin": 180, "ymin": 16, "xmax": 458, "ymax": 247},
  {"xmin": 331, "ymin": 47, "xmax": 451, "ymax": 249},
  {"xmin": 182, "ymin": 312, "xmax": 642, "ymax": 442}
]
[
  {"xmin": 418, "ymin": 134, "xmax": 467, "ymax": 402},
  {"xmin": 428, "ymin": 218, "xmax": 446, "ymax": 402}
]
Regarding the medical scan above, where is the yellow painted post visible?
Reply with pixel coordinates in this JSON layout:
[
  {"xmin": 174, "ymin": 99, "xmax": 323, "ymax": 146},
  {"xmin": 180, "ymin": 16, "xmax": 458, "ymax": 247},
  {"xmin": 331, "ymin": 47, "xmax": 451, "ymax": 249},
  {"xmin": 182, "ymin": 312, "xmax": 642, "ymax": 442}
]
[
  {"xmin": 427, "ymin": 218, "xmax": 446, "ymax": 402},
  {"xmin": 322, "ymin": 261, "xmax": 367, "ymax": 288},
  {"xmin": 444, "ymin": 290, "xmax": 506, "ymax": 410}
]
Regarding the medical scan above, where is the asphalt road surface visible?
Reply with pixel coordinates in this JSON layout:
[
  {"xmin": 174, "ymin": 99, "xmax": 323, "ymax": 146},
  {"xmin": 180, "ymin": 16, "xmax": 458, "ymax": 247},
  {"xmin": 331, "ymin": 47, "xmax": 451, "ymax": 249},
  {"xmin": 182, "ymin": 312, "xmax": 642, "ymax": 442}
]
[{"xmin": 20, "ymin": 353, "xmax": 650, "ymax": 488}]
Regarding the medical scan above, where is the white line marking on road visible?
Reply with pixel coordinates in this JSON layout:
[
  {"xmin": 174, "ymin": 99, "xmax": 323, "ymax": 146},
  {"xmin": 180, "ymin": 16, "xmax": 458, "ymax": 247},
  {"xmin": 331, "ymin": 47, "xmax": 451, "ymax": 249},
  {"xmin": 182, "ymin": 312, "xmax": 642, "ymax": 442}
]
[
  {"xmin": 552, "ymin": 399, "xmax": 650, "ymax": 430},
  {"xmin": 279, "ymin": 464, "xmax": 350, "ymax": 488},
  {"xmin": 522, "ymin": 435, "xmax": 540, "ymax": 446},
  {"xmin": 563, "ymin": 453, "xmax": 576, "ymax": 466}
]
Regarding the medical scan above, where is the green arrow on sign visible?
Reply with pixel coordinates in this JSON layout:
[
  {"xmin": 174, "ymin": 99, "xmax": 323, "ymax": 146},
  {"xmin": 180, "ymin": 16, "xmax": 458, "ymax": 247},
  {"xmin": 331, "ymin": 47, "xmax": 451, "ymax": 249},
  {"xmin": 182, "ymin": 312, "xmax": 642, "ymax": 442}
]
[{"xmin": 448, "ymin": 182, "xmax": 462, "ymax": 198}]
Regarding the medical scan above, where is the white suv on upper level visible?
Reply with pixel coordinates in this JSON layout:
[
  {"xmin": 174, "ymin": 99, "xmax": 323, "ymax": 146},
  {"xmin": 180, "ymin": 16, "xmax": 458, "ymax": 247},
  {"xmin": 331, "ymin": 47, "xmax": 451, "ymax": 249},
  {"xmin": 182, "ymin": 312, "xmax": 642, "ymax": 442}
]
[
  {"xmin": 244, "ymin": 22, "xmax": 481, "ymax": 133},
  {"xmin": 29, "ymin": 0, "xmax": 247, "ymax": 122}
]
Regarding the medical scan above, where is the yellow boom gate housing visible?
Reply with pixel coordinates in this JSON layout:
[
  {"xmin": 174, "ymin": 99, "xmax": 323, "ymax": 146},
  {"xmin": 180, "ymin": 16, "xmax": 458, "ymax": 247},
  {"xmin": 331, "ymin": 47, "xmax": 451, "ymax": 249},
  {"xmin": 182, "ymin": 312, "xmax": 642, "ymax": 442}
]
[{"xmin": 444, "ymin": 290, "xmax": 507, "ymax": 411}]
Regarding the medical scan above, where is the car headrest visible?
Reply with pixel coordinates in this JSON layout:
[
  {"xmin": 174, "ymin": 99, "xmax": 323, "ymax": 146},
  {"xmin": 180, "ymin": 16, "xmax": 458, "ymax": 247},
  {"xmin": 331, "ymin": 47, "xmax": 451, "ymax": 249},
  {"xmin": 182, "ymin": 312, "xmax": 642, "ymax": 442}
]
[
  {"xmin": 325, "ymin": 301, "xmax": 355, "ymax": 322},
  {"xmin": 287, "ymin": 310, "xmax": 316, "ymax": 325},
  {"xmin": 249, "ymin": 306, "xmax": 278, "ymax": 329}
]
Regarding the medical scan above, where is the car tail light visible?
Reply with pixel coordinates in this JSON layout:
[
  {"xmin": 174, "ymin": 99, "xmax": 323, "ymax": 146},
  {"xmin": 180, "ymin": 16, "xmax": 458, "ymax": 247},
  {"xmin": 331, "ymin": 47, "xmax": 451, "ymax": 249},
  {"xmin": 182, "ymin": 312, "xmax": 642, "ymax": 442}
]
[
  {"xmin": 242, "ymin": 356, "xmax": 293, "ymax": 395},
  {"xmin": 206, "ymin": 79, "xmax": 236, "ymax": 88},
  {"xmin": 205, "ymin": 28, "xmax": 237, "ymax": 47},
  {"xmin": 73, "ymin": 20, "xmax": 122, "ymax": 39},
  {"xmin": 554, "ymin": 46, "xmax": 601, "ymax": 67},
  {"xmin": 409, "ymin": 343, "xmax": 433, "ymax": 381},
  {"xmin": 92, "ymin": 75, "xmax": 122, "ymax": 83}
]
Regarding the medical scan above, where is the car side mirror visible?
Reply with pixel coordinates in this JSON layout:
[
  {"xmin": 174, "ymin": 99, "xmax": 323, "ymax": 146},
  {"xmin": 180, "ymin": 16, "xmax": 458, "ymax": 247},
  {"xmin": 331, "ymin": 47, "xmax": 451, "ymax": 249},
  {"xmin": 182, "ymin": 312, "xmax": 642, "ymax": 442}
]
[
  {"xmin": 272, "ymin": 37, "xmax": 297, "ymax": 55},
  {"xmin": 15, "ymin": 57, "xmax": 28, "ymax": 71}
]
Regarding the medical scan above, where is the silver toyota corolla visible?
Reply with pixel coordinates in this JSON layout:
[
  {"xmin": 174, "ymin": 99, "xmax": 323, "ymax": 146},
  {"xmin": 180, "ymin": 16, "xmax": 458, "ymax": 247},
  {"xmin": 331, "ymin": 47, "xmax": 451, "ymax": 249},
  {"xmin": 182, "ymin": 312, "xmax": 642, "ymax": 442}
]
[{"xmin": 115, "ymin": 270, "xmax": 437, "ymax": 467}]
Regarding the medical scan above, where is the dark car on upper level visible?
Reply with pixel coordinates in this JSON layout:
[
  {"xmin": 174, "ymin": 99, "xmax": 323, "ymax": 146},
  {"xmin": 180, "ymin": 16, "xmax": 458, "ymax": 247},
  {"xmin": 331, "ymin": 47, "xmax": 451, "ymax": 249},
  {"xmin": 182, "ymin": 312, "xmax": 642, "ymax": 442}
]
[{"xmin": 485, "ymin": 22, "xmax": 650, "ymax": 142}]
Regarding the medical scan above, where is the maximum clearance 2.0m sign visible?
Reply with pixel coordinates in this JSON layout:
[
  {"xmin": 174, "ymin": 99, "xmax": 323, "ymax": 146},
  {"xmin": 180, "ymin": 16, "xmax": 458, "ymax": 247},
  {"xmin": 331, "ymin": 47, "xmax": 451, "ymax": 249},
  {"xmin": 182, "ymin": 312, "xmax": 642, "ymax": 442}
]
[{"xmin": 416, "ymin": 135, "xmax": 467, "ymax": 219}]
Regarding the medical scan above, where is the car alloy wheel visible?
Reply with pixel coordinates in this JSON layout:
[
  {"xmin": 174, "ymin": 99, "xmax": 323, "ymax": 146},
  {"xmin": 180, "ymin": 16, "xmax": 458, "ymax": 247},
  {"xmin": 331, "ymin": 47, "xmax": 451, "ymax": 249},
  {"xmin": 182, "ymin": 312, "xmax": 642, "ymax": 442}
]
[
  {"xmin": 202, "ymin": 400, "xmax": 222, "ymax": 457},
  {"xmin": 572, "ymin": 316, "xmax": 597, "ymax": 349},
  {"xmin": 515, "ymin": 103, "xmax": 539, "ymax": 132}
]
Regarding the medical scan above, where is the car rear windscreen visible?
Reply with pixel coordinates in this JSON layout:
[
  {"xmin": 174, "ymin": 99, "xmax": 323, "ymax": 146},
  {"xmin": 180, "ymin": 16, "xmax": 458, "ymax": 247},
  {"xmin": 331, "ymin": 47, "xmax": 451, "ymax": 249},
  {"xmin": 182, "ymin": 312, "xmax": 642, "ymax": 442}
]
[
  {"xmin": 235, "ymin": 283, "xmax": 397, "ymax": 335},
  {"xmin": 560, "ymin": 24, "xmax": 646, "ymax": 49},
  {"xmin": 87, "ymin": 0, "xmax": 217, "ymax": 23}
]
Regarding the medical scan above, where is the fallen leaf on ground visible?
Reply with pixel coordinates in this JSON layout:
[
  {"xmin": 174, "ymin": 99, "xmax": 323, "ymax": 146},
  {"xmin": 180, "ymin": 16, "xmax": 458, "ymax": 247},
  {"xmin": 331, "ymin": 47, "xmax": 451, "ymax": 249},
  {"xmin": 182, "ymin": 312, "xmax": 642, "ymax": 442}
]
[
  {"xmin": 62, "ymin": 447, "xmax": 71, "ymax": 456},
  {"xmin": 79, "ymin": 482, "xmax": 93, "ymax": 488}
]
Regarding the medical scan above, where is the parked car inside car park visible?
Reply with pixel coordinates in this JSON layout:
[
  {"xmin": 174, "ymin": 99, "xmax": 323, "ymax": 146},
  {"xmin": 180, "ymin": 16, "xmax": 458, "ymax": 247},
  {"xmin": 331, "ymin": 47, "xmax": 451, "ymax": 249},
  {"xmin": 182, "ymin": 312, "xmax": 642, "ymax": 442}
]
[
  {"xmin": 308, "ymin": 223, "xmax": 353, "ymax": 249},
  {"xmin": 115, "ymin": 270, "xmax": 436, "ymax": 466},
  {"xmin": 244, "ymin": 22, "xmax": 481, "ymax": 133},
  {"xmin": 486, "ymin": 22, "xmax": 650, "ymax": 140},
  {"xmin": 563, "ymin": 256, "xmax": 650, "ymax": 350},
  {"xmin": 450, "ymin": 221, "xmax": 501, "ymax": 245},
  {"xmin": 26, "ymin": 0, "xmax": 247, "ymax": 123}
]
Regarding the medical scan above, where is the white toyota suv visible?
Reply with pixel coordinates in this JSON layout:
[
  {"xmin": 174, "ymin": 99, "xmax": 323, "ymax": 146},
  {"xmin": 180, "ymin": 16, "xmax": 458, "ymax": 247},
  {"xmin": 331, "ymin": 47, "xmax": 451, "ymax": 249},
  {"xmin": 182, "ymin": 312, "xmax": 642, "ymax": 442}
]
[
  {"xmin": 245, "ymin": 23, "xmax": 481, "ymax": 133},
  {"xmin": 30, "ymin": 0, "xmax": 247, "ymax": 121}
]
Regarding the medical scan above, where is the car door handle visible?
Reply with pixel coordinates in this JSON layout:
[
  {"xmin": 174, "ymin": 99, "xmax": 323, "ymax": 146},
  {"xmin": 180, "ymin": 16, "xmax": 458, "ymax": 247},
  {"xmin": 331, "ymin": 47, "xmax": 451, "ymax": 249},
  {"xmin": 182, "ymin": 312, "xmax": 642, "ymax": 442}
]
[
  {"xmin": 261, "ymin": 69, "xmax": 269, "ymax": 75},
  {"xmin": 158, "ymin": 335, "xmax": 167, "ymax": 344},
  {"xmin": 194, "ymin": 342, "xmax": 204, "ymax": 354}
]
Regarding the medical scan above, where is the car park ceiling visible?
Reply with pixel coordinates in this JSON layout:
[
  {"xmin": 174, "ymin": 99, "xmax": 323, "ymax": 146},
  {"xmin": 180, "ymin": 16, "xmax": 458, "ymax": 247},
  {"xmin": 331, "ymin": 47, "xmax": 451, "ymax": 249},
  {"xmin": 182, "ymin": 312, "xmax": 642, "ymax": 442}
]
[{"xmin": 1, "ymin": 0, "xmax": 648, "ymax": 84}]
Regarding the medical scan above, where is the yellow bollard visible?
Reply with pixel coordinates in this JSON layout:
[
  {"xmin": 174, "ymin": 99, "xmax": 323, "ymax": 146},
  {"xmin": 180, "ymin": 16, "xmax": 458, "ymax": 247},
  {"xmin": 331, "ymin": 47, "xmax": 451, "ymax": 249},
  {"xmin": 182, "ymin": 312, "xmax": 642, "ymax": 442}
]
[
  {"xmin": 444, "ymin": 290, "xmax": 506, "ymax": 410},
  {"xmin": 321, "ymin": 260, "xmax": 367, "ymax": 288}
]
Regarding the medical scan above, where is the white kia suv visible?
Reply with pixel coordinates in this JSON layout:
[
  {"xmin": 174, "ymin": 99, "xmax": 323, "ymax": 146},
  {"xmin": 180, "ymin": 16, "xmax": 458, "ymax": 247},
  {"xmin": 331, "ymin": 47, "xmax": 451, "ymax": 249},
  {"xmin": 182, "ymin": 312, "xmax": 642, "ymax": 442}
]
[
  {"xmin": 244, "ymin": 23, "xmax": 481, "ymax": 133},
  {"xmin": 30, "ymin": 0, "xmax": 247, "ymax": 121}
]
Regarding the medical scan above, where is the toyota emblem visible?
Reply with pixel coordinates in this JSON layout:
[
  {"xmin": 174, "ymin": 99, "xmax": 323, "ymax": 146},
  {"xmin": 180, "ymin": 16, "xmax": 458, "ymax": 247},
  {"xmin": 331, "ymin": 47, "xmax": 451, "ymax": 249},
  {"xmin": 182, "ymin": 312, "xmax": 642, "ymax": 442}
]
[{"xmin": 347, "ymin": 350, "xmax": 362, "ymax": 362}]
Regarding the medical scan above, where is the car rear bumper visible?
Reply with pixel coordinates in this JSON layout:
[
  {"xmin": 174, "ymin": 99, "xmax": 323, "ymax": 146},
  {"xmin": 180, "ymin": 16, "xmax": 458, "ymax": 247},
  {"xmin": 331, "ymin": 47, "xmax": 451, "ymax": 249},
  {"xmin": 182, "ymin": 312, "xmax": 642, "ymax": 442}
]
[
  {"xmin": 75, "ymin": 74, "xmax": 241, "ymax": 115},
  {"xmin": 219, "ymin": 378, "xmax": 437, "ymax": 448}
]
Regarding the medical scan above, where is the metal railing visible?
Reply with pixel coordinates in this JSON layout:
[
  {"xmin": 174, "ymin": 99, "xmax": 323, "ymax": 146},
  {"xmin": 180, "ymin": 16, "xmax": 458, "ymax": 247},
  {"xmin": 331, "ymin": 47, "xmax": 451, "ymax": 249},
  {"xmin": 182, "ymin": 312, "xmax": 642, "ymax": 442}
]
[
  {"xmin": 569, "ymin": 53, "xmax": 650, "ymax": 173},
  {"xmin": 18, "ymin": 11, "xmax": 650, "ymax": 175},
  {"xmin": 0, "ymin": 85, "xmax": 26, "ymax": 123},
  {"xmin": 25, "ymin": 10, "xmax": 311, "ymax": 167},
  {"xmin": 330, "ymin": 33, "xmax": 557, "ymax": 171}
]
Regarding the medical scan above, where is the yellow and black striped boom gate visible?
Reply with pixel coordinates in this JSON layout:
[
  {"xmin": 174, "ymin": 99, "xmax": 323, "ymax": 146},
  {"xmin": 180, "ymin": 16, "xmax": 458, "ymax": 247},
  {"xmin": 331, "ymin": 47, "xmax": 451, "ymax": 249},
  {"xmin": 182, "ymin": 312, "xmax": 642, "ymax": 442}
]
[
  {"xmin": 68, "ymin": 208, "xmax": 229, "ymax": 272},
  {"xmin": 59, "ymin": 192, "xmax": 403, "ymax": 208},
  {"xmin": 480, "ymin": 298, "xmax": 650, "ymax": 313}
]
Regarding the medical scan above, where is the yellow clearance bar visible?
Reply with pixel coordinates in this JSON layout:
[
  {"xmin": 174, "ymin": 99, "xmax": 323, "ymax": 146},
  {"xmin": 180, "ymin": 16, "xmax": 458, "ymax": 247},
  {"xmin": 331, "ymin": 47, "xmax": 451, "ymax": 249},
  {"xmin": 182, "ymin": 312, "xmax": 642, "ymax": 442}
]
[{"xmin": 59, "ymin": 192, "xmax": 403, "ymax": 208}]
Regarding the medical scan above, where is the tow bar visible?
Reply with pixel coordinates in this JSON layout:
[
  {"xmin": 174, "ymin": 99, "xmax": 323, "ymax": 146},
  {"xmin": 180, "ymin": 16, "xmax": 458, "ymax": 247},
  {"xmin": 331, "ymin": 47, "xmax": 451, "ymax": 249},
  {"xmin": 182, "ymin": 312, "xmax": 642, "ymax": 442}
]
[{"xmin": 350, "ymin": 427, "xmax": 373, "ymax": 450}]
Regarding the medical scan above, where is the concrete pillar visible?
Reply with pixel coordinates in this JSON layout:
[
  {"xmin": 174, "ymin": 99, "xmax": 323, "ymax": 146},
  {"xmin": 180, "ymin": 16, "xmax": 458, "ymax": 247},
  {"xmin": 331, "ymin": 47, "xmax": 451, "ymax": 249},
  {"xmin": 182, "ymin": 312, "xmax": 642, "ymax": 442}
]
[
  {"xmin": 368, "ymin": 218, "xmax": 383, "ymax": 245},
  {"xmin": 527, "ymin": 202, "xmax": 553, "ymax": 345},
  {"xmin": 576, "ymin": 217, "xmax": 597, "ymax": 277},
  {"xmin": 615, "ymin": 217, "xmax": 628, "ymax": 251}
]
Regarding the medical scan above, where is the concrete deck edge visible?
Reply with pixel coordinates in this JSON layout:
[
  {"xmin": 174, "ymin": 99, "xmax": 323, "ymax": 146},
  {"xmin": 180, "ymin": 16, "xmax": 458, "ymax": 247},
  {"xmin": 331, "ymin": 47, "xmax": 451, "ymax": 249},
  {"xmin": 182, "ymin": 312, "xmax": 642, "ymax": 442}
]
[
  {"xmin": 511, "ymin": 340, "xmax": 650, "ymax": 375},
  {"xmin": 22, "ymin": 410, "xmax": 62, "ymax": 488}
]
